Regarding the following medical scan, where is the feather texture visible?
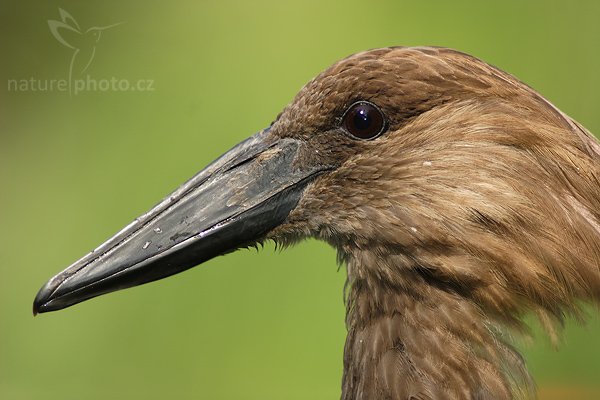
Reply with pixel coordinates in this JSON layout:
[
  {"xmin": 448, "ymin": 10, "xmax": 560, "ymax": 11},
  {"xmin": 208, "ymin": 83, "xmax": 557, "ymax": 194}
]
[{"xmin": 270, "ymin": 47, "xmax": 600, "ymax": 399}]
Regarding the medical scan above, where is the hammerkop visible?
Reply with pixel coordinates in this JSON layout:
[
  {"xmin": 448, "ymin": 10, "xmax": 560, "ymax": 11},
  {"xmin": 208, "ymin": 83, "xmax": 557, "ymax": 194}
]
[{"xmin": 34, "ymin": 47, "xmax": 600, "ymax": 399}]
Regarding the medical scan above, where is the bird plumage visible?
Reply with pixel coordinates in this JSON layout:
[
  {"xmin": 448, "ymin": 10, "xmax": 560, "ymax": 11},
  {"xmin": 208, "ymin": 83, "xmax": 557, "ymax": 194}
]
[
  {"xmin": 34, "ymin": 46, "xmax": 600, "ymax": 399},
  {"xmin": 270, "ymin": 47, "xmax": 600, "ymax": 399}
]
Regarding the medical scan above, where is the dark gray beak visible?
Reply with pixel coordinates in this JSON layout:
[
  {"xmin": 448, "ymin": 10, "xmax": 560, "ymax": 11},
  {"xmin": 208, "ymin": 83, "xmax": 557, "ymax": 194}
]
[{"xmin": 33, "ymin": 129, "xmax": 326, "ymax": 314}]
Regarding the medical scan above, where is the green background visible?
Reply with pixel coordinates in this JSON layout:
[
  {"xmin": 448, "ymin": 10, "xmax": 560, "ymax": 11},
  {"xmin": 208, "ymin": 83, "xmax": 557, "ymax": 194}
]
[{"xmin": 2, "ymin": 1, "xmax": 600, "ymax": 399}]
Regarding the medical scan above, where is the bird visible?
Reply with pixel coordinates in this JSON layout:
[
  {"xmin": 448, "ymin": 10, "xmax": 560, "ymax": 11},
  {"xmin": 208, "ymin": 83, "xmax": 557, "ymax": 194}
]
[
  {"xmin": 33, "ymin": 46, "xmax": 600, "ymax": 399},
  {"xmin": 48, "ymin": 8, "xmax": 122, "ymax": 83}
]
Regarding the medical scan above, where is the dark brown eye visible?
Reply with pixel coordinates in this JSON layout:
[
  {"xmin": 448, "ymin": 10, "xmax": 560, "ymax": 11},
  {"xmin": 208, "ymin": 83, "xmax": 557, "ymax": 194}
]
[{"xmin": 342, "ymin": 101, "xmax": 386, "ymax": 140}]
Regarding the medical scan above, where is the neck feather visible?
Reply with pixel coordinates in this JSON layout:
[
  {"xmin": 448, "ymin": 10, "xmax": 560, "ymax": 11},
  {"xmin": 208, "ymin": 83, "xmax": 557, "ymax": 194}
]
[{"xmin": 341, "ymin": 250, "xmax": 534, "ymax": 400}]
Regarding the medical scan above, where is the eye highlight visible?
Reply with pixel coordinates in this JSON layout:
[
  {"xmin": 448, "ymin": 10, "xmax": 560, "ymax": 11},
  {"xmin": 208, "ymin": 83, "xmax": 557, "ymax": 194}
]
[{"xmin": 342, "ymin": 101, "xmax": 386, "ymax": 140}]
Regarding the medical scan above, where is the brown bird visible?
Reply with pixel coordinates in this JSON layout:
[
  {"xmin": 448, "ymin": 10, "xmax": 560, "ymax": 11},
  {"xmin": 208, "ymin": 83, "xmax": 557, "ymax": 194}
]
[{"xmin": 34, "ymin": 47, "xmax": 600, "ymax": 399}]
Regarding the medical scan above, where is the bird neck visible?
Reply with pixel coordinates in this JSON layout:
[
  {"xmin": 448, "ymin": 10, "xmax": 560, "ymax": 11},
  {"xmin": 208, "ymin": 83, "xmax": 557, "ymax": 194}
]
[{"xmin": 341, "ymin": 251, "xmax": 532, "ymax": 400}]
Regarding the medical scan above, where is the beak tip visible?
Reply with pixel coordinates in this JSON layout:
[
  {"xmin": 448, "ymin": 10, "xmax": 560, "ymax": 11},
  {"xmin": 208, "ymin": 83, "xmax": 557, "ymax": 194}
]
[
  {"xmin": 32, "ymin": 299, "xmax": 42, "ymax": 316},
  {"xmin": 32, "ymin": 294, "xmax": 45, "ymax": 316},
  {"xmin": 33, "ymin": 281, "xmax": 54, "ymax": 315}
]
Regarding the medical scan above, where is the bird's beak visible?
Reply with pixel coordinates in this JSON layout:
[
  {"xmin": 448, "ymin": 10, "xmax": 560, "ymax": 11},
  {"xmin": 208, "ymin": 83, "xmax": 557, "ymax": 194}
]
[
  {"xmin": 99, "ymin": 22, "xmax": 124, "ymax": 30},
  {"xmin": 34, "ymin": 128, "xmax": 326, "ymax": 314},
  {"xmin": 94, "ymin": 22, "xmax": 125, "ymax": 32}
]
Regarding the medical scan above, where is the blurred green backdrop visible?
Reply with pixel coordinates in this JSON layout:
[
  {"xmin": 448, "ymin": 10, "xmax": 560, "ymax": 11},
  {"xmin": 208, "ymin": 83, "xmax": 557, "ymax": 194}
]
[{"xmin": 1, "ymin": 1, "xmax": 600, "ymax": 399}]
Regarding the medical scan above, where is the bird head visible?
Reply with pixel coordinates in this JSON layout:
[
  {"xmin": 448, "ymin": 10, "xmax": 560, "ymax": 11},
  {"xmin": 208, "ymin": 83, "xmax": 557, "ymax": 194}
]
[
  {"xmin": 270, "ymin": 47, "xmax": 600, "ymax": 332},
  {"xmin": 34, "ymin": 48, "xmax": 600, "ymax": 396},
  {"xmin": 85, "ymin": 22, "xmax": 123, "ymax": 43}
]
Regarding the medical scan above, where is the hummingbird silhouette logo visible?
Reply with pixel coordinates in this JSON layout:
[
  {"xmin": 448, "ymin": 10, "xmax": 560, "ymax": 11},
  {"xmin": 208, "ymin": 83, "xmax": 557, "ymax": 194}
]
[{"xmin": 48, "ymin": 8, "xmax": 123, "ymax": 84}]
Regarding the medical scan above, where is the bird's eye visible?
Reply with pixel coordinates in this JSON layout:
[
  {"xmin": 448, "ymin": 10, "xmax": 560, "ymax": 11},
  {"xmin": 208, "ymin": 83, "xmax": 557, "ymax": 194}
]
[{"xmin": 342, "ymin": 101, "xmax": 386, "ymax": 140}]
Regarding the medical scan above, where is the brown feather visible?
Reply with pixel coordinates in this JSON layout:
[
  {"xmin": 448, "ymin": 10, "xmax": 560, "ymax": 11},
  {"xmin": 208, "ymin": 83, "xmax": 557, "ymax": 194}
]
[{"xmin": 269, "ymin": 47, "xmax": 600, "ymax": 399}]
